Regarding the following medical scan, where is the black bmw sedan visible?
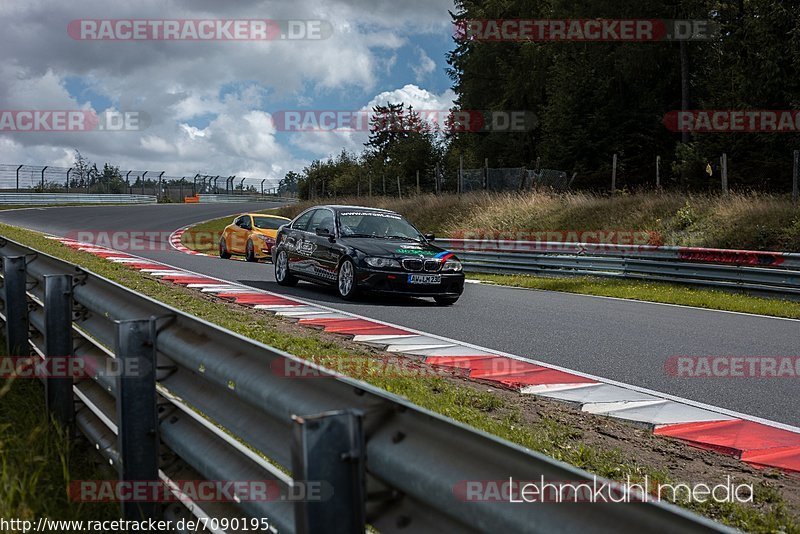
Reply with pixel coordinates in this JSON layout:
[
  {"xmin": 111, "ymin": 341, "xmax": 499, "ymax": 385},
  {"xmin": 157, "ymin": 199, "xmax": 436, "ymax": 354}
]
[{"xmin": 272, "ymin": 205, "xmax": 465, "ymax": 305}]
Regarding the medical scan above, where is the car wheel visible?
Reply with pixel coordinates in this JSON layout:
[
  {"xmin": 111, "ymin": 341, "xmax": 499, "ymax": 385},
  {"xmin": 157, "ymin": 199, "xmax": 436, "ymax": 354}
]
[
  {"xmin": 219, "ymin": 238, "xmax": 231, "ymax": 259},
  {"xmin": 337, "ymin": 258, "xmax": 358, "ymax": 300},
  {"xmin": 434, "ymin": 296, "xmax": 459, "ymax": 306},
  {"xmin": 245, "ymin": 240, "xmax": 257, "ymax": 262},
  {"xmin": 275, "ymin": 249, "xmax": 298, "ymax": 286}
]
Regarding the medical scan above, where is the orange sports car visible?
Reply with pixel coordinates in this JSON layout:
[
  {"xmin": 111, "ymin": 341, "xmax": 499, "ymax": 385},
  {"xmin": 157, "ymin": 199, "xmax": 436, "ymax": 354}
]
[{"xmin": 219, "ymin": 213, "xmax": 291, "ymax": 262}]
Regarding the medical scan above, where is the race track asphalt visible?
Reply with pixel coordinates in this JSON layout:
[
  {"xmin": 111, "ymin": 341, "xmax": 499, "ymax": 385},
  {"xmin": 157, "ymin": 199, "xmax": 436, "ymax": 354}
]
[{"xmin": 1, "ymin": 203, "xmax": 798, "ymax": 426}]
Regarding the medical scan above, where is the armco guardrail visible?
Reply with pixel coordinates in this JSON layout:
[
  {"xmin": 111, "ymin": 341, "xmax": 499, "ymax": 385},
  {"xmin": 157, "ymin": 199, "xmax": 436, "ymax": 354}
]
[
  {"xmin": 0, "ymin": 237, "xmax": 729, "ymax": 533},
  {"xmin": 0, "ymin": 193, "xmax": 157, "ymax": 205},
  {"xmin": 437, "ymin": 239, "xmax": 800, "ymax": 296}
]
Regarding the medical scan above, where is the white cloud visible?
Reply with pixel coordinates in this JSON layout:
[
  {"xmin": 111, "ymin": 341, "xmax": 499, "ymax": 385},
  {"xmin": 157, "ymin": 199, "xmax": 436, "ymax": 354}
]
[
  {"xmin": 0, "ymin": 0, "xmax": 457, "ymax": 184},
  {"xmin": 411, "ymin": 48, "xmax": 437, "ymax": 82},
  {"xmin": 287, "ymin": 84, "xmax": 456, "ymax": 161}
]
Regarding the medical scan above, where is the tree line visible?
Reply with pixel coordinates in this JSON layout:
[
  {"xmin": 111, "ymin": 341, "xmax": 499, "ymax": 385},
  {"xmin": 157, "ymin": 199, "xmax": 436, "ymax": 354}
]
[{"xmin": 285, "ymin": 0, "xmax": 800, "ymax": 199}]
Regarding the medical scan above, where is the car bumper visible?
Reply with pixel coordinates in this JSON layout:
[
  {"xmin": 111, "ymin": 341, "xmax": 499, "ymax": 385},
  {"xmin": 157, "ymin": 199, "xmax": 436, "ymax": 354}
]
[
  {"xmin": 254, "ymin": 243, "xmax": 273, "ymax": 260},
  {"xmin": 356, "ymin": 268, "xmax": 465, "ymax": 297}
]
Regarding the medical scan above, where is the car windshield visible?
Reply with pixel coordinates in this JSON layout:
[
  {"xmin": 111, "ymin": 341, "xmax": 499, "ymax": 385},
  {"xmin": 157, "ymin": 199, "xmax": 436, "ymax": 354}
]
[
  {"xmin": 338, "ymin": 211, "xmax": 422, "ymax": 241},
  {"xmin": 253, "ymin": 217, "xmax": 285, "ymax": 230}
]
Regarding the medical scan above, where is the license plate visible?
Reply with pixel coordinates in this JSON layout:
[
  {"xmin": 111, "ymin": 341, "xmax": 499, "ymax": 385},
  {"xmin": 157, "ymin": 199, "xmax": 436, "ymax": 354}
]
[{"xmin": 408, "ymin": 274, "xmax": 441, "ymax": 285}]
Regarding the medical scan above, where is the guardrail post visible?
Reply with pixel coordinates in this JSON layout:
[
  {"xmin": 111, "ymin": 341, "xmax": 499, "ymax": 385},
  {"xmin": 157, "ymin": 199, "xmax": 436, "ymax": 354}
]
[
  {"xmin": 292, "ymin": 410, "xmax": 365, "ymax": 534},
  {"xmin": 44, "ymin": 275, "xmax": 75, "ymax": 428},
  {"xmin": 115, "ymin": 318, "xmax": 159, "ymax": 521},
  {"xmin": 3, "ymin": 256, "xmax": 29, "ymax": 358},
  {"xmin": 793, "ymin": 149, "xmax": 798, "ymax": 205}
]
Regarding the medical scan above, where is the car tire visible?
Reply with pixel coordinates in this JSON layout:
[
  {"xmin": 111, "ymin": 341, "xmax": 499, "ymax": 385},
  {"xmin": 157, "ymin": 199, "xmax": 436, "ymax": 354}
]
[
  {"xmin": 337, "ymin": 258, "xmax": 358, "ymax": 300},
  {"xmin": 245, "ymin": 240, "xmax": 257, "ymax": 262},
  {"xmin": 274, "ymin": 249, "xmax": 298, "ymax": 286},
  {"xmin": 219, "ymin": 238, "xmax": 231, "ymax": 259},
  {"xmin": 434, "ymin": 296, "xmax": 459, "ymax": 306}
]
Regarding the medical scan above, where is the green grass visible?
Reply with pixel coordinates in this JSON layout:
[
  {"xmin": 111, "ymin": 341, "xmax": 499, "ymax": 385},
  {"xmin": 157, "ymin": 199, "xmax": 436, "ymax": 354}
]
[
  {"xmin": 178, "ymin": 215, "xmax": 232, "ymax": 254},
  {"xmin": 0, "ymin": 376, "xmax": 117, "ymax": 522},
  {"xmin": 469, "ymin": 273, "xmax": 800, "ymax": 319},
  {"xmin": 2, "ymin": 222, "xmax": 798, "ymax": 532}
]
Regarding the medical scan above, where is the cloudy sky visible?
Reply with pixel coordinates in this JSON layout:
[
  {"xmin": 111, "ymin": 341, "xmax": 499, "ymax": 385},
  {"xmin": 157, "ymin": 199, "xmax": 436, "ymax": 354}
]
[{"xmin": 0, "ymin": 0, "xmax": 458, "ymax": 187}]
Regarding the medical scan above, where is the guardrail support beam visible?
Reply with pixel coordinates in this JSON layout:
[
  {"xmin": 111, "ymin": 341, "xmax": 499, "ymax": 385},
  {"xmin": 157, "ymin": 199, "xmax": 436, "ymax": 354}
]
[
  {"xmin": 3, "ymin": 256, "xmax": 29, "ymax": 358},
  {"xmin": 115, "ymin": 318, "xmax": 159, "ymax": 521},
  {"xmin": 44, "ymin": 274, "xmax": 75, "ymax": 428},
  {"xmin": 292, "ymin": 410, "xmax": 365, "ymax": 534}
]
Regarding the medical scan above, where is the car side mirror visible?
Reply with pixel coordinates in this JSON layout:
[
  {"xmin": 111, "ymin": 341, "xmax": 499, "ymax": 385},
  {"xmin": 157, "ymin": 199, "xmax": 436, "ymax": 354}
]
[
  {"xmin": 424, "ymin": 233, "xmax": 435, "ymax": 242},
  {"xmin": 315, "ymin": 227, "xmax": 334, "ymax": 240}
]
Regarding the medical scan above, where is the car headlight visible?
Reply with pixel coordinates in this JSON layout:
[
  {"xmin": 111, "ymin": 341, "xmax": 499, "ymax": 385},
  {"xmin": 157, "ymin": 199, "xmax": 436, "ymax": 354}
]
[
  {"xmin": 255, "ymin": 234, "xmax": 275, "ymax": 244},
  {"xmin": 364, "ymin": 257, "xmax": 401, "ymax": 269},
  {"xmin": 442, "ymin": 259, "xmax": 463, "ymax": 272}
]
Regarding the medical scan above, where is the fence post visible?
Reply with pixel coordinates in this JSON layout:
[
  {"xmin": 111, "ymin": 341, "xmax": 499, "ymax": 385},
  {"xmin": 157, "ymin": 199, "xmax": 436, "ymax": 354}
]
[
  {"xmin": 41, "ymin": 166, "xmax": 48, "ymax": 192},
  {"xmin": 396, "ymin": 176, "xmax": 402, "ymax": 199},
  {"xmin": 3, "ymin": 256, "xmax": 29, "ymax": 358},
  {"xmin": 115, "ymin": 319, "xmax": 159, "ymax": 521},
  {"xmin": 15, "ymin": 164, "xmax": 23, "ymax": 193},
  {"xmin": 721, "ymin": 153, "xmax": 728, "ymax": 194},
  {"xmin": 368, "ymin": 173, "xmax": 372, "ymax": 197},
  {"xmin": 416, "ymin": 170, "xmax": 420, "ymax": 195},
  {"xmin": 44, "ymin": 275, "xmax": 74, "ymax": 428},
  {"xmin": 292, "ymin": 410, "xmax": 365, "ymax": 534},
  {"xmin": 435, "ymin": 163, "xmax": 440, "ymax": 194},
  {"xmin": 656, "ymin": 156, "xmax": 661, "ymax": 189},
  {"xmin": 484, "ymin": 158, "xmax": 489, "ymax": 190},
  {"xmin": 611, "ymin": 154, "xmax": 617, "ymax": 192},
  {"xmin": 793, "ymin": 150, "xmax": 799, "ymax": 204},
  {"xmin": 460, "ymin": 157, "xmax": 465, "ymax": 193}
]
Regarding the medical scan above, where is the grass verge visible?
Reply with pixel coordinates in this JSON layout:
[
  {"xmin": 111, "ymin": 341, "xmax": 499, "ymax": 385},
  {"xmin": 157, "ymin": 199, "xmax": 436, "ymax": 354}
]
[
  {"xmin": 469, "ymin": 273, "xmax": 800, "ymax": 319},
  {"xmin": 0, "ymin": 374, "xmax": 117, "ymax": 522},
  {"xmin": 4, "ymin": 222, "xmax": 798, "ymax": 532}
]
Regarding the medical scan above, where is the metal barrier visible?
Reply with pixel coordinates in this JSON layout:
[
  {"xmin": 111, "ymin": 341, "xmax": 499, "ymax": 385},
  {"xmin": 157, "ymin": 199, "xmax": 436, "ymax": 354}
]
[
  {"xmin": 0, "ymin": 237, "xmax": 730, "ymax": 533},
  {"xmin": 437, "ymin": 239, "xmax": 800, "ymax": 296},
  {"xmin": 0, "ymin": 193, "xmax": 157, "ymax": 205}
]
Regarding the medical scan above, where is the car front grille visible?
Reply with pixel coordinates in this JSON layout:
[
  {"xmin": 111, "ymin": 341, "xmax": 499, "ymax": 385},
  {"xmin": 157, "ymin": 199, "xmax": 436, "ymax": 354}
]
[
  {"xmin": 402, "ymin": 259, "xmax": 423, "ymax": 271},
  {"xmin": 424, "ymin": 259, "xmax": 441, "ymax": 272}
]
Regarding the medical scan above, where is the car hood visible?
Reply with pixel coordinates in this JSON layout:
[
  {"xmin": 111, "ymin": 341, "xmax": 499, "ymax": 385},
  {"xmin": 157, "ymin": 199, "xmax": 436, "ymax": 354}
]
[{"xmin": 343, "ymin": 238, "xmax": 454, "ymax": 259}]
